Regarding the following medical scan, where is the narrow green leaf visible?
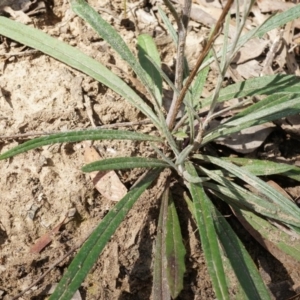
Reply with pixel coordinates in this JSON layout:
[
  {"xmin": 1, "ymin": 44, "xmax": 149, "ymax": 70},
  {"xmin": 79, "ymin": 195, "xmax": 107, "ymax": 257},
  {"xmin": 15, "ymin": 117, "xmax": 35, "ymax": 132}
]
[
  {"xmin": 213, "ymin": 206, "xmax": 271, "ymax": 299},
  {"xmin": 165, "ymin": 192, "xmax": 186, "ymax": 298},
  {"xmin": 157, "ymin": 6, "xmax": 178, "ymax": 44},
  {"xmin": 185, "ymin": 162, "xmax": 230, "ymax": 300},
  {"xmin": 249, "ymin": 5, "xmax": 300, "ymax": 39},
  {"xmin": 185, "ymin": 93, "xmax": 196, "ymax": 142},
  {"xmin": 145, "ymin": 53, "xmax": 178, "ymax": 95},
  {"xmin": 201, "ymin": 75, "xmax": 300, "ymax": 108},
  {"xmin": 82, "ymin": 157, "xmax": 169, "ymax": 172},
  {"xmin": 175, "ymin": 144, "xmax": 194, "ymax": 166},
  {"xmin": 0, "ymin": 14, "xmax": 178, "ymax": 156},
  {"xmin": 200, "ymin": 5, "xmax": 300, "ymax": 73},
  {"xmin": 138, "ymin": 34, "xmax": 163, "ymax": 106},
  {"xmin": 150, "ymin": 142, "xmax": 178, "ymax": 169},
  {"xmin": 71, "ymin": 0, "xmax": 157, "ymax": 101},
  {"xmin": 203, "ymin": 94, "xmax": 300, "ymax": 144},
  {"xmin": 284, "ymin": 173, "xmax": 300, "ymax": 182},
  {"xmin": 222, "ymin": 95, "xmax": 300, "ymax": 127},
  {"xmin": 183, "ymin": 193, "xmax": 196, "ymax": 217},
  {"xmin": 200, "ymin": 171, "xmax": 282, "ymax": 222},
  {"xmin": 50, "ymin": 168, "xmax": 161, "ymax": 300},
  {"xmin": 220, "ymin": 12, "xmax": 231, "ymax": 70},
  {"xmin": 0, "ymin": 17, "xmax": 161, "ymax": 129},
  {"xmin": 191, "ymin": 52, "xmax": 211, "ymax": 107},
  {"xmin": 0, "ymin": 129, "xmax": 161, "ymax": 160},
  {"xmin": 153, "ymin": 187, "xmax": 171, "ymax": 300},
  {"xmin": 223, "ymin": 157, "xmax": 300, "ymax": 181},
  {"xmin": 70, "ymin": 0, "xmax": 179, "ymax": 157},
  {"xmin": 195, "ymin": 155, "xmax": 300, "ymax": 228},
  {"xmin": 228, "ymin": 93, "xmax": 289, "ymax": 121},
  {"xmin": 185, "ymin": 187, "xmax": 270, "ymax": 298},
  {"xmin": 157, "ymin": 6, "xmax": 189, "ymax": 77},
  {"xmin": 233, "ymin": 206, "xmax": 300, "ymax": 263}
]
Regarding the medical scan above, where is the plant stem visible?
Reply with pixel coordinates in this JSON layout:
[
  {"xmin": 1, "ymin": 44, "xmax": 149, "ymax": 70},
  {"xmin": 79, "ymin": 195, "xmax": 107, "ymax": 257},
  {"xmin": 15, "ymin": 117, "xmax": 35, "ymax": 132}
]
[
  {"xmin": 165, "ymin": 0, "xmax": 192, "ymax": 129},
  {"xmin": 166, "ymin": 0, "xmax": 234, "ymax": 130}
]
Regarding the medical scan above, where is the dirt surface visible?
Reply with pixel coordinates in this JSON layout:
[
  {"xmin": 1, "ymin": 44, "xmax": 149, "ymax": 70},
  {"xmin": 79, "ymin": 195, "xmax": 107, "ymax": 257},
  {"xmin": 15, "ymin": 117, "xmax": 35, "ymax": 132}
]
[{"xmin": 1, "ymin": 0, "xmax": 300, "ymax": 299}]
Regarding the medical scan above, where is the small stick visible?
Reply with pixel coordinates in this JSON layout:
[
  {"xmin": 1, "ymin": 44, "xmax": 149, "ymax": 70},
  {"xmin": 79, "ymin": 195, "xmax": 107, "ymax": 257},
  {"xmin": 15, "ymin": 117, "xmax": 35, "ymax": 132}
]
[
  {"xmin": 166, "ymin": 0, "xmax": 234, "ymax": 130},
  {"xmin": 261, "ymin": 29, "xmax": 284, "ymax": 75},
  {"xmin": 84, "ymin": 94, "xmax": 96, "ymax": 128}
]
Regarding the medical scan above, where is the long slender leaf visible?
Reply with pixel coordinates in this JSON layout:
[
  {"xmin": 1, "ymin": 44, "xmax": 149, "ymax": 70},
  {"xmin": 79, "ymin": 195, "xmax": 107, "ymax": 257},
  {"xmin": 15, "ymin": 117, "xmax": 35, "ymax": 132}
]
[
  {"xmin": 191, "ymin": 52, "xmax": 211, "ymax": 107},
  {"xmin": 201, "ymin": 75, "xmax": 300, "ymax": 109},
  {"xmin": 200, "ymin": 5, "xmax": 300, "ymax": 73},
  {"xmin": 158, "ymin": 6, "xmax": 178, "ymax": 44},
  {"xmin": 246, "ymin": 5, "xmax": 300, "ymax": 39},
  {"xmin": 202, "ymin": 165, "xmax": 300, "ymax": 185},
  {"xmin": 200, "ymin": 170, "xmax": 282, "ymax": 221},
  {"xmin": 145, "ymin": 53, "xmax": 178, "ymax": 94},
  {"xmin": 0, "ymin": 8, "xmax": 179, "ymax": 156},
  {"xmin": 71, "ymin": 0, "xmax": 157, "ymax": 101},
  {"xmin": 82, "ymin": 157, "xmax": 169, "ymax": 172},
  {"xmin": 221, "ymin": 96, "xmax": 300, "ymax": 127},
  {"xmin": 228, "ymin": 93, "xmax": 289, "ymax": 121},
  {"xmin": 185, "ymin": 162, "xmax": 230, "ymax": 300},
  {"xmin": 220, "ymin": 12, "xmax": 231, "ymax": 70},
  {"xmin": 186, "ymin": 188, "xmax": 271, "ymax": 299},
  {"xmin": 233, "ymin": 205, "xmax": 300, "ymax": 262},
  {"xmin": 202, "ymin": 95, "xmax": 300, "ymax": 144},
  {"xmin": 153, "ymin": 186, "xmax": 171, "ymax": 300},
  {"xmin": 138, "ymin": 34, "xmax": 162, "ymax": 106},
  {"xmin": 195, "ymin": 155, "xmax": 300, "ymax": 228},
  {"xmin": 183, "ymin": 193, "xmax": 195, "ymax": 217},
  {"xmin": 0, "ymin": 129, "xmax": 161, "ymax": 160},
  {"xmin": 71, "ymin": 0, "xmax": 179, "ymax": 157},
  {"xmin": 50, "ymin": 168, "xmax": 161, "ymax": 300},
  {"xmin": 165, "ymin": 192, "xmax": 186, "ymax": 298},
  {"xmin": 157, "ymin": 6, "xmax": 189, "ymax": 77},
  {"xmin": 0, "ymin": 17, "xmax": 161, "ymax": 129},
  {"xmin": 222, "ymin": 157, "xmax": 300, "ymax": 182},
  {"xmin": 212, "ymin": 204, "xmax": 271, "ymax": 299}
]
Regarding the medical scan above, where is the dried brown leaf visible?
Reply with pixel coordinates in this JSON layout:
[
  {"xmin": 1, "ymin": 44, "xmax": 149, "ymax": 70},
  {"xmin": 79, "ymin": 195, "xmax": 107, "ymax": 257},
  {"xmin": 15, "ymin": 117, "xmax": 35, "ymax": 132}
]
[
  {"xmin": 84, "ymin": 147, "xmax": 127, "ymax": 202},
  {"xmin": 29, "ymin": 217, "xmax": 66, "ymax": 254},
  {"xmin": 217, "ymin": 123, "xmax": 275, "ymax": 154}
]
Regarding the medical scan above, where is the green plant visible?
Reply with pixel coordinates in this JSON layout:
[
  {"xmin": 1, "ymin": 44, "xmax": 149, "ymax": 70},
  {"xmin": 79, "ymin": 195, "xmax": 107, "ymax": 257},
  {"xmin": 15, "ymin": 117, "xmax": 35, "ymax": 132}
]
[{"xmin": 1, "ymin": 0, "xmax": 300, "ymax": 299}]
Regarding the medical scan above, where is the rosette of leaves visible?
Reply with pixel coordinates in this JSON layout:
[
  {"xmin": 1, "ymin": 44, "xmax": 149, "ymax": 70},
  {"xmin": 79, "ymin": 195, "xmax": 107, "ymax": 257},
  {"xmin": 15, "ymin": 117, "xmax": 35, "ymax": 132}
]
[{"xmin": 1, "ymin": 0, "xmax": 300, "ymax": 299}]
